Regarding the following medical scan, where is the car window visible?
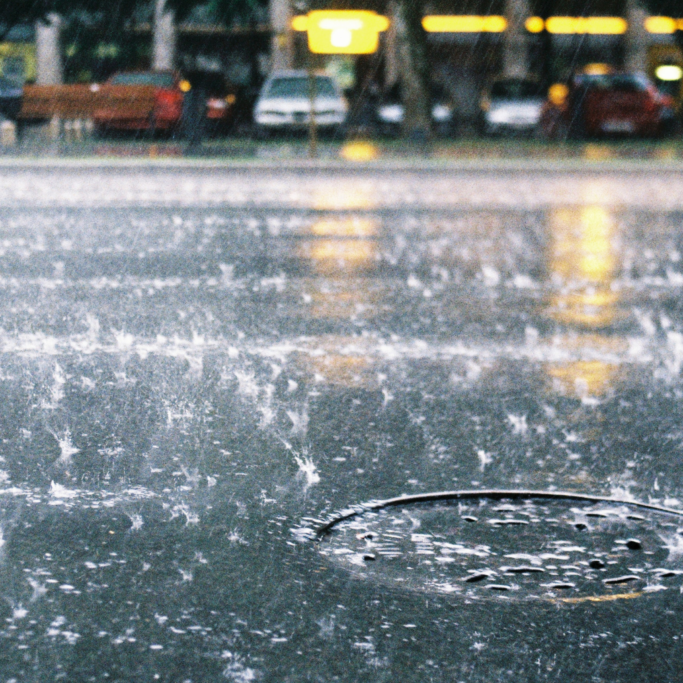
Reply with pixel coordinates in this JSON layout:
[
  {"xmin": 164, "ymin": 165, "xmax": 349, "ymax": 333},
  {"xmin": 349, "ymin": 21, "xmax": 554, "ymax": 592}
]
[
  {"xmin": 490, "ymin": 80, "xmax": 545, "ymax": 99},
  {"xmin": 110, "ymin": 72, "xmax": 176, "ymax": 88},
  {"xmin": 266, "ymin": 77, "xmax": 337, "ymax": 98},
  {"xmin": 0, "ymin": 76, "xmax": 22, "ymax": 91}
]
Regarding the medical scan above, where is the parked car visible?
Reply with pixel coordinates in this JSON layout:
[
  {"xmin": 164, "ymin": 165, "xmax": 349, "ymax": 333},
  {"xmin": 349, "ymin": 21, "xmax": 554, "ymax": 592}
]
[
  {"xmin": 93, "ymin": 70, "xmax": 185, "ymax": 135},
  {"xmin": 205, "ymin": 76, "xmax": 237, "ymax": 135},
  {"xmin": 253, "ymin": 70, "xmax": 347, "ymax": 138},
  {"xmin": 0, "ymin": 76, "xmax": 23, "ymax": 120},
  {"xmin": 374, "ymin": 83, "xmax": 457, "ymax": 137},
  {"xmin": 541, "ymin": 67, "xmax": 676, "ymax": 139},
  {"xmin": 479, "ymin": 78, "xmax": 546, "ymax": 136},
  {"xmin": 183, "ymin": 71, "xmax": 238, "ymax": 136}
]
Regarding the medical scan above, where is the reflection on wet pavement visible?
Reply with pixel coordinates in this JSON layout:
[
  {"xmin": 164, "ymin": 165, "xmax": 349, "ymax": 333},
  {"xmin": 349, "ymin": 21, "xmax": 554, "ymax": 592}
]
[
  {"xmin": 0, "ymin": 167, "xmax": 683, "ymax": 681},
  {"xmin": 545, "ymin": 204, "xmax": 624, "ymax": 399}
]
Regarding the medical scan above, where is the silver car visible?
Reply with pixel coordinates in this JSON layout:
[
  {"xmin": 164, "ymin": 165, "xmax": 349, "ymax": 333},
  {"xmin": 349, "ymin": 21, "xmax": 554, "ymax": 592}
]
[
  {"xmin": 253, "ymin": 70, "xmax": 347, "ymax": 138},
  {"xmin": 480, "ymin": 79, "xmax": 546, "ymax": 136}
]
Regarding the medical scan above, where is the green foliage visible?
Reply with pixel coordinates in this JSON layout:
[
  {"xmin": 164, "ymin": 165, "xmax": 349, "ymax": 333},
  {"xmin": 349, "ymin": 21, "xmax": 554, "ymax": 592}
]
[
  {"xmin": 1, "ymin": 1, "xmax": 142, "ymax": 29},
  {"xmin": 165, "ymin": 0, "xmax": 268, "ymax": 24}
]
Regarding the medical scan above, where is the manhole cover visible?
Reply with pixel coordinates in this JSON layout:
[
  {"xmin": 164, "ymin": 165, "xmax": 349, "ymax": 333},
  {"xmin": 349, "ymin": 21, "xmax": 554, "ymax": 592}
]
[{"xmin": 312, "ymin": 491, "xmax": 683, "ymax": 602}]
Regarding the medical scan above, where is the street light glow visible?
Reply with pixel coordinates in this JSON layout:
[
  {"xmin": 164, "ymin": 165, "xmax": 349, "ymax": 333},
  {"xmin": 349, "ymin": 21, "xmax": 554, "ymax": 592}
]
[
  {"xmin": 645, "ymin": 16, "xmax": 677, "ymax": 33},
  {"xmin": 655, "ymin": 65, "xmax": 683, "ymax": 81},
  {"xmin": 525, "ymin": 16, "xmax": 545, "ymax": 33},
  {"xmin": 422, "ymin": 16, "xmax": 507, "ymax": 33},
  {"xmin": 293, "ymin": 12, "xmax": 683, "ymax": 38},
  {"xmin": 545, "ymin": 17, "xmax": 627, "ymax": 35}
]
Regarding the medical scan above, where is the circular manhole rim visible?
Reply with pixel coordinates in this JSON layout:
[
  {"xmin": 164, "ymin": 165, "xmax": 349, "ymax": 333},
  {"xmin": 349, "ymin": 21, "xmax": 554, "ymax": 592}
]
[
  {"xmin": 313, "ymin": 489, "xmax": 683, "ymax": 604},
  {"xmin": 315, "ymin": 489, "xmax": 683, "ymax": 538}
]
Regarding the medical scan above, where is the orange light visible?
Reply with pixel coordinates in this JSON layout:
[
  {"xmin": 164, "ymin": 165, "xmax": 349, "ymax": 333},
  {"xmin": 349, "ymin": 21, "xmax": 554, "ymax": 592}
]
[
  {"xmin": 645, "ymin": 17, "xmax": 677, "ymax": 33},
  {"xmin": 548, "ymin": 83, "xmax": 568, "ymax": 106},
  {"xmin": 225, "ymin": 94, "xmax": 236, "ymax": 105},
  {"xmin": 582, "ymin": 63, "xmax": 612, "ymax": 76},
  {"xmin": 179, "ymin": 79, "xmax": 191, "ymax": 93},
  {"xmin": 546, "ymin": 16, "xmax": 627, "ymax": 34},
  {"xmin": 339, "ymin": 141, "xmax": 380, "ymax": 162},
  {"xmin": 293, "ymin": 11, "xmax": 389, "ymax": 54},
  {"xmin": 422, "ymin": 15, "xmax": 507, "ymax": 33},
  {"xmin": 525, "ymin": 16, "xmax": 545, "ymax": 33}
]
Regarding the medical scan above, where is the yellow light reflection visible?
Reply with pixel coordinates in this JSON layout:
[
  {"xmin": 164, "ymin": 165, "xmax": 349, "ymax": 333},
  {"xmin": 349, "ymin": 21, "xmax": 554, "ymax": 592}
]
[
  {"xmin": 549, "ymin": 206, "xmax": 616, "ymax": 287},
  {"xmin": 311, "ymin": 183, "xmax": 376, "ymax": 211},
  {"xmin": 301, "ymin": 217, "xmax": 378, "ymax": 277},
  {"xmin": 340, "ymin": 140, "xmax": 380, "ymax": 162},
  {"xmin": 583, "ymin": 143, "xmax": 615, "ymax": 162},
  {"xmin": 557, "ymin": 591, "xmax": 642, "ymax": 604},
  {"xmin": 545, "ymin": 204, "xmax": 623, "ymax": 398},
  {"xmin": 295, "ymin": 217, "xmax": 380, "ymax": 388},
  {"xmin": 547, "ymin": 357, "xmax": 621, "ymax": 398},
  {"xmin": 306, "ymin": 339, "xmax": 374, "ymax": 387}
]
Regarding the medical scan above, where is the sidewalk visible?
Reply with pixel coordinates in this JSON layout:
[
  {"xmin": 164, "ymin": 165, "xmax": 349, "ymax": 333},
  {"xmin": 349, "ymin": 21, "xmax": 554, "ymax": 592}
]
[{"xmin": 2, "ymin": 125, "xmax": 683, "ymax": 173}]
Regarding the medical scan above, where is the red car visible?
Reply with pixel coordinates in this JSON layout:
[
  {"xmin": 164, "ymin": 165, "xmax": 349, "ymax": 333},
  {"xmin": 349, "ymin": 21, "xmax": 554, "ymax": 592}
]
[
  {"xmin": 93, "ymin": 70, "xmax": 186, "ymax": 134},
  {"xmin": 542, "ymin": 68, "xmax": 675, "ymax": 139}
]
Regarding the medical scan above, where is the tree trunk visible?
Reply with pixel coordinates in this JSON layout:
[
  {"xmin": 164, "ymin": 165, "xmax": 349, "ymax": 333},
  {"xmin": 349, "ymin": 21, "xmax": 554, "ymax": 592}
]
[
  {"xmin": 625, "ymin": 0, "xmax": 649, "ymax": 73},
  {"xmin": 153, "ymin": 0, "xmax": 176, "ymax": 71},
  {"xmin": 391, "ymin": 0, "xmax": 430, "ymax": 139},
  {"xmin": 36, "ymin": 13, "xmax": 63, "ymax": 85}
]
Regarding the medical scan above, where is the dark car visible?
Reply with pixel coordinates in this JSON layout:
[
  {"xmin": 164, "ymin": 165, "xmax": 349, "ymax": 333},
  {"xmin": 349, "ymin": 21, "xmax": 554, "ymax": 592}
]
[
  {"xmin": 542, "ymin": 68, "xmax": 675, "ymax": 139},
  {"xmin": 375, "ymin": 82, "xmax": 457, "ymax": 137},
  {"xmin": 183, "ymin": 71, "xmax": 238, "ymax": 137},
  {"xmin": 0, "ymin": 76, "xmax": 23, "ymax": 120}
]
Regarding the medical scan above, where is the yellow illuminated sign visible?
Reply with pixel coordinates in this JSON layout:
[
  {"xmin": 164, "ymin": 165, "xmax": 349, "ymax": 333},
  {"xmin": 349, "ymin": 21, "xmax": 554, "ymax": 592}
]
[
  {"xmin": 293, "ymin": 11, "xmax": 389, "ymax": 55},
  {"xmin": 545, "ymin": 16, "xmax": 627, "ymax": 35},
  {"xmin": 645, "ymin": 17, "xmax": 677, "ymax": 33},
  {"xmin": 525, "ymin": 16, "xmax": 545, "ymax": 33},
  {"xmin": 422, "ymin": 15, "xmax": 507, "ymax": 33}
]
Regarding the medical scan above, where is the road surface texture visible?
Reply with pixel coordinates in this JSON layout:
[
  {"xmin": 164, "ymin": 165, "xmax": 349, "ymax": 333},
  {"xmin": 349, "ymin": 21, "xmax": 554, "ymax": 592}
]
[{"xmin": 1, "ymin": 161, "xmax": 683, "ymax": 681}]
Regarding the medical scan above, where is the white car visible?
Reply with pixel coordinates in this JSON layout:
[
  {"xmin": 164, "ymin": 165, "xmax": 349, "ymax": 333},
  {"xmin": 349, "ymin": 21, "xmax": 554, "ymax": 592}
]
[
  {"xmin": 480, "ymin": 79, "xmax": 546, "ymax": 136},
  {"xmin": 253, "ymin": 70, "xmax": 347, "ymax": 137}
]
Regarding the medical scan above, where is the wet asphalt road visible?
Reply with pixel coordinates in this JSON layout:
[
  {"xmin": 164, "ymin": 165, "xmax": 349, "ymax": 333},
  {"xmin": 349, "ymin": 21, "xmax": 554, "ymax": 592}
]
[{"xmin": 2, "ymin": 162, "xmax": 683, "ymax": 681}]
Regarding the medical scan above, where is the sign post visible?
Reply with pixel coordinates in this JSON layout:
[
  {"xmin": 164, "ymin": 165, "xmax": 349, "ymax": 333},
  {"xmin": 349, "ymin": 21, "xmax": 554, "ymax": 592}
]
[{"xmin": 292, "ymin": 10, "xmax": 390, "ymax": 158}]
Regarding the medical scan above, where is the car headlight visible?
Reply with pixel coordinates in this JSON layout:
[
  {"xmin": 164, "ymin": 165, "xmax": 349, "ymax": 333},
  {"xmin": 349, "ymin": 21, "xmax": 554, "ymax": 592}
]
[{"xmin": 432, "ymin": 104, "xmax": 453, "ymax": 121}]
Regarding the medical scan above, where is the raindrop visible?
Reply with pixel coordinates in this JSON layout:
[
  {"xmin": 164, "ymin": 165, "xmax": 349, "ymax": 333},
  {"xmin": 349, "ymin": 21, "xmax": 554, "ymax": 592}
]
[
  {"xmin": 502, "ymin": 566, "xmax": 545, "ymax": 574},
  {"xmin": 544, "ymin": 582, "xmax": 575, "ymax": 590},
  {"xmin": 626, "ymin": 539, "xmax": 642, "ymax": 550},
  {"xmin": 604, "ymin": 575, "xmax": 640, "ymax": 585},
  {"xmin": 464, "ymin": 572, "xmax": 491, "ymax": 583},
  {"xmin": 589, "ymin": 559, "xmax": 606, "ymax": 569}
]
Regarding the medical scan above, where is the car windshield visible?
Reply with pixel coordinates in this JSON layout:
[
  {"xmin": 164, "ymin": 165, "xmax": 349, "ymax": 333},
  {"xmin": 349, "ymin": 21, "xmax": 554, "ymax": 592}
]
[
  {"xmin": 110, "ymin": 72, "xmax": 176, "ymax": 88},
  {"xmin": 266, "ymin": 76, "xmax": 337, "ymax": 98},
  {"xmin": 582, "ymin": 73, "xmax": 649, "ymax": 92},
  {"xmin": 490, "ymin": 80, "xmax": 545, "ymax": 99},
  {"xmin": 382, "ymin": 83, "xmax": 451, "ymax": 104}
]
